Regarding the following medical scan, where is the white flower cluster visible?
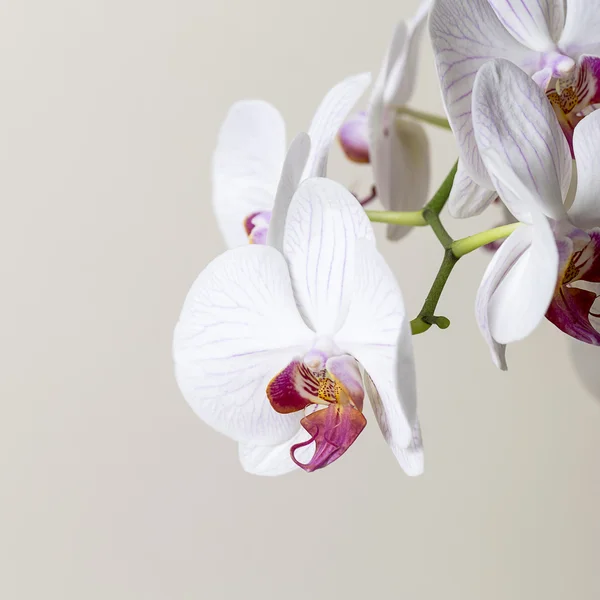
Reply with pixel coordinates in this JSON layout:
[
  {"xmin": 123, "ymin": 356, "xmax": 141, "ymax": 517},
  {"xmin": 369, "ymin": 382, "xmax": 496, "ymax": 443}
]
[{"xmin": 173, "ymin": 0, "xmax": 600, "ymax": 476}]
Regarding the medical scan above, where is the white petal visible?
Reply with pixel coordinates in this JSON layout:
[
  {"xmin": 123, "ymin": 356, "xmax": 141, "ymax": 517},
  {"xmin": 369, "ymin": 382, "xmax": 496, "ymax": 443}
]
[
  {"xmin": 473, "ymin": 59, "xmax": 570, "ymax": 222},
  {"xmin": 569, "ymin": 110, "xmax": 600, "ymax": 230},
  {"xmin": 266, "ymin": 133, "xmax": 311, "ymax": 253},
  {"xmin": 430, "ymin": 0, "xmax": 537, "ymax": 187},
  {"xmin": 173, "ymin": 245, "xmax": 313, "ymax": 445},
  {"xmin": 385, "ymin": 1, "xmax": 431, "ymax": 106},
  {"xmin": 488, "ymin": 216, "xmax": 557, "ymax": 345},
  {"xmin": 238, "ymin": 405, "xmax": 321, "ymax": 476},
  {"xmin": 336, "ymin": 240, "xmax": 416, "ymax": 457},
  {"xmin": 559, "ymin": 0, "xmax": 600, "ymax": 58},
  {"xmin": 212, "ymin": 101, "xmax": 286, "ymax": 248},
  {"xmin": 448, "ymin": 160, "xmax": 498, "ymax": 218},
  {"xmin": 487, "ymin": 0, "xmax": 563, "ymax": 50},
  {"xmin": 283, "ymin": 177, "xmax": 374, "ymax": 335},
  {"xmin": 302, "ymin": 73, "xmax": 371, "ymax": 179},
  {"xmin": 384, "ymin": 120, "xmax": 430, "ymax": 240}
]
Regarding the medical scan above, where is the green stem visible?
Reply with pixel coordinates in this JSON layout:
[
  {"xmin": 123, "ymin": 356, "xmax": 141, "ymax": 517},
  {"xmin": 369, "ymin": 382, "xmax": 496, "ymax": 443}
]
[
  {"xmin": 451, "ymin": 223, "xmax": 520, "ymax": 258},
  {"xmin": 365, "ymin": 210, "xmax": 427, "ymax": 227},
  {"xmin": 396, "ymin": 106, "xmax": 452, "ymax": 130},
  {"xmin": 410, "ymin": 250, "xmax": 458, "ymax": 335},
  {"xmin": 421, "ymin": 161, "xmax": 458, "ymax": 249}
]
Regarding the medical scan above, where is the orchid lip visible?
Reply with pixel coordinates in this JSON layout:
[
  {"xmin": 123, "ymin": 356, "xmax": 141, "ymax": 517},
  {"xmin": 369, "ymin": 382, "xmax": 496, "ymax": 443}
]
[{"xmin": 266, "ymin": 352, "xmax": 367, "ymax": 471}]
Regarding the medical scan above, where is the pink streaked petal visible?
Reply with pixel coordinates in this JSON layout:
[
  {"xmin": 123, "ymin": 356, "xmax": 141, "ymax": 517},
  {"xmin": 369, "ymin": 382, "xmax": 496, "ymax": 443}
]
[
  {"xmin": 430, "ymin": 0, "xmax": 537, "ymax": 187},
  {"xmin": 582, "ymin": 229, "xmax": 600, "ymax": 283},
  {"xmin": 473, "ymin": 60, "xmax": 571, "ymax": 223},
  {"xmin": 266, "ymin": 358, "xmax": 321, "ymax": 414},
  {"xmin": 546, "ymin": 286, "xmax": 600, "ymax": 345},
  {"xmin": 291, "ymin": 404, "xmax": 367, "ymax": 472},
  {"xmin": 338, "ymin": 111, "xmax": 370, "ymax": 164}
]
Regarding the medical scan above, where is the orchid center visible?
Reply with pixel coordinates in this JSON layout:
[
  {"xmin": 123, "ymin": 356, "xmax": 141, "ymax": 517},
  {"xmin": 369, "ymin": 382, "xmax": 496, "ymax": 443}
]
[
  {"xmin": 243, "ymin": 210, "xmax": 271, "ymax": 245},
  {"xmin": 545, "ymin": 57, "xmax": 600, "ymax": 147},
  {"xmin": 266, "ymin": 351, "xmax": 367, "ymax": 472},
  {"xmin": 546, "ymin": 230, "xmax": 600, "ymax": 346}
]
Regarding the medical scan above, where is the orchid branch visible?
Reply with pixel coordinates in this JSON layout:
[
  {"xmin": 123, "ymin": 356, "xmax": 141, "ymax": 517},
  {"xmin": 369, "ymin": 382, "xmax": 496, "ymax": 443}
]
[
  {"xmin": 451, "ymin": 223, "xmax": 520, "ymax": 257},
  {"xmin": 396, "ymin": 106, "xmax": 452, "ymax": 131}
]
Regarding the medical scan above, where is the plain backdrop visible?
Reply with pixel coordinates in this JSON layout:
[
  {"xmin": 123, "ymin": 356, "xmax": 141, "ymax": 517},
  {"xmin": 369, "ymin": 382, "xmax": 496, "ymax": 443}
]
[{"xmin": 2, "ymin": 1, "xmax": 600, "ymax": 599}]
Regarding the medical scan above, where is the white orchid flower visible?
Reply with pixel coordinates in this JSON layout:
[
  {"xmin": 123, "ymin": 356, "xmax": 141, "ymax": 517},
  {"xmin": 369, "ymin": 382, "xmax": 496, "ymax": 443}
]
[
  {"xmin": 212, "ymin": 73, "xmax": 371, "ymax": 248},
  {"xmin": 471, "ymin": 59, "xmax": 600, "ymax": 369},
  {"xmin": 173, "ymin": 176, "xmax": 422, "ymax": 476},
  {"xmin": 431, "ymin": 0, "xmax": 600, "ymax": 218},
  {"xmin": 338, "ymin": 0, "xmax": 431, "ymax": 240}
]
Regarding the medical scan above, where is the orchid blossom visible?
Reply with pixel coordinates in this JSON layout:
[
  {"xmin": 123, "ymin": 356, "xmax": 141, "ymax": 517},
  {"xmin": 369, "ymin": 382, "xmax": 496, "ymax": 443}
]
[
  {"xmin": 338, "ymin": 0, "xmax": 431, "ymax": 240},
  {"xmin": 212, "ymin": 73, "xmax": 371, "ymax": 248},
  {"xmin": 173, "ymin": 176, "xmax": 422, "ymax": 476},
  {"xmin": 431, "ymin": 0, "xmax": 600, "ymax": 218},
  {"xmin": 470, "ymin": 59, "xmax": 600, "ymax": 369}
]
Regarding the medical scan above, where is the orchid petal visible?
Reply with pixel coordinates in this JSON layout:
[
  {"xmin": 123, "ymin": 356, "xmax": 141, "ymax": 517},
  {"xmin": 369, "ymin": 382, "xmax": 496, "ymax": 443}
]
[
  {"xmin": 302, "ymin": 73, "xmax": 371, "ymax": 180},
  {"xmin": 559, "ymin": 0, "xmax": 600, "ymax": 59},
  {"xmin": 385, "ymin": 1, "xmax": 431, "ymax": 106},
  {"xmin": 173, "ymin": 245, "xmax": 313, "ymax": 445},
  {"xmin": 336, "ymin": 241, "xmax": 418, "ymax": 467},
  {"xmin": 569, "ymin": 110, "xmax": 600, "ymax": 230},
  {"xmin": 430, "ymin": 0, "xmax": 537, "ymax": 187},
  {"xmin": 283, "ymin": 177, "xmax": 374, "ymax": 335},
  {"xmin": 476, "ymin": 155, "xmax": 558, "ymax": 350},
  {"xmin": 473, "ymin": 59, "xmax": 570, "ymax": 223},
  {"xmin": 448, "ymin": 161, "xmax": 498, "ymax": 218},
  {"xmin": 238, "ymin": 429, "xmax": 313, "ymax": 477},
  {"xmin": 212, "ymin": 101, "xmax": 286, "ymax": 248},
  {"xmin": 385, "ymin": 120, "xmax": 430, "ymax": 240},
  {"xmin": 266, "ymin": 133, "xmax": 311, "ymax": 253},
  {"xmin": 487, "ymin": 0, "xmax": 564, "ymax": 50}
]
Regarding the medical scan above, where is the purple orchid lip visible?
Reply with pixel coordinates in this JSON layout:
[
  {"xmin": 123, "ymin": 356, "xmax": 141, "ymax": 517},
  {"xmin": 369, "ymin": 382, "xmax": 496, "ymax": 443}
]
[
  {"xmin": 267, "ymin": 353, "xmax": 367, "ymax": 471},
  {"xmin": 290, "ymin": 404, "xmax": 367, "ymax": 472},
  {"xmin": 338, "ymin": 111, "xmax": 370, "ymax": 164},
  {"xmin": 546, "ymin": 229, "xmax": 600, "ymax": 345}
]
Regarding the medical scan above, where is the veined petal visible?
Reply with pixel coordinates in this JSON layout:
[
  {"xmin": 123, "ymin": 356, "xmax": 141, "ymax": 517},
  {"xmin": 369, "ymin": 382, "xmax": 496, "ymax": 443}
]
[
  {"xmin": 283, "ymin": 177, "xmax": 374, "ymax": 335},
  {"xmin": 473, "ymin": 59, "xmax": 571, "ymax": 222},
  {"xmin": 303, "ymin": 73, "xmax": 371, "ymax": 179},
  {"xmin": 238, "ymin": 427, "xmax": 314, "ymax": 477},
  {"xmin": 559, "ymin": 0, "xmax": 600, "ymax": 59},
  {"xmin": 569, "ymin": 110, "xmax": 600, "ymax": 230},
  {"xmin": 385, "ymin": 0, "xmax": 431, "ymax": 106},
  {"xmin": 448, "ymin": 161, "xmax": 498, "ymax": 218},
  {"xmin": 173, "ymin": 245, "xmax": 313, "ymax": 444},
  {"xmin": 212, "ymin": 101, "xmax": 286, "ymax": 248},
  {"xmin": 476, "ymin": 152, "xmax": 559, "ymax": 354},
  {"xmin": 476, "ymin": 228, "xmax": 528, "ymax": 370},
  {"xmin": 336, "ymin": 241, "xmax": 417, "ymax": 463},
  {"xmin": 267, "ymin": 133, "xmax": 311, "ymax": 253},
  {"xmin": 547, "ymin": 285, "xmax": 600, "ymax": 345},
  {"xmin": 430, "ymin": 0, "xmax": 538, "ymax": 187},
  {"xmin": 487, "ymin": 0, "xmax": 564, "ymax": 50}
]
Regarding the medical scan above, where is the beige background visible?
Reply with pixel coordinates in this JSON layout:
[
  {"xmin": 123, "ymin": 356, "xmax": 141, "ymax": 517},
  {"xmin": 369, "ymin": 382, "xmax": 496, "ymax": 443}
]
[{"xmin": 2, "ymin": 1, "xmax": 600, "ymax": 598}]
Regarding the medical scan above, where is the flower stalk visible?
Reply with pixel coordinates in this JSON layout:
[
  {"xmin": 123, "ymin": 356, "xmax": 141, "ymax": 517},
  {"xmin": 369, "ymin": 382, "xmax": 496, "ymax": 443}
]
[{"xmin": 396, "ymin": 106, "xmax": 452, "ymax": 130}]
